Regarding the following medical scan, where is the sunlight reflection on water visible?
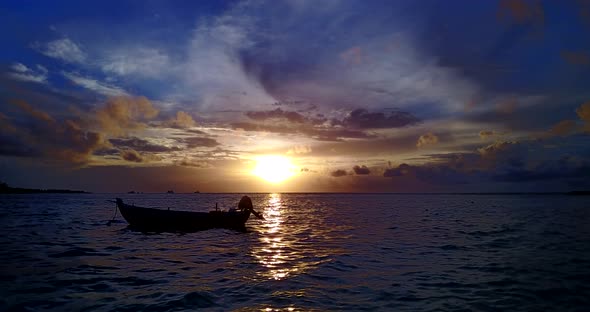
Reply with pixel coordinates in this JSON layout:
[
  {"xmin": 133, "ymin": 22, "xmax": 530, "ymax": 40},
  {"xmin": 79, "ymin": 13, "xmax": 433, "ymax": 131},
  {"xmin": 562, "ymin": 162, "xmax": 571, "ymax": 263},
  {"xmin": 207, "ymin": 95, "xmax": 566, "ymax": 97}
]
[
  {"xmin": 253, "ymin": 193, "xmax": 295, "ymax": 280},
  {"xmin": 2, "ymin": 194, "xmax": 590, "ymax": 311}
]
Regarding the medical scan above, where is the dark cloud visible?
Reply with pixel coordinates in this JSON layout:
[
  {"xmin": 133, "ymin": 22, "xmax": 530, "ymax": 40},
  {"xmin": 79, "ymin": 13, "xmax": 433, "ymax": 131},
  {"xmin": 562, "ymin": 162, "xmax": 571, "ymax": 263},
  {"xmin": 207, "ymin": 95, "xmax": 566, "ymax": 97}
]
[
  {"xmin": 2, "ymin": 100, "xmax": 105, "ymax": 163},
  {"xmin": 306, "ymin": 135, "xmax": 418, "ymax": 157},
  {"xmin": 492, "ymin": 159, "xmax": 590, "ymax": 182},
  {"xmin": 176, "ymin": 159, "xmax": 211, "ymax": 168},
  {"xmin": 353, "ymin": 165, "xmax": 370, "ymax": 175},
  {"xmin": 92, "ymin": 147, "xmax": 120, "ymax": 156},
  {"xmin": 121, "ymin": 149, "xmax": 143, "ymax": 162},
  {"xmin": 246, "ymin": 108, "xmax": 317, "ymax": 124},
  {"xmin": 237, "ymin": 108, "xmax": 419, "ymax": 141},
  {"xmin": 383, "ymin": 163, "xmax": 470, "ymax": 184},
  {"xmin": 232, "ymin": 122, "xmax": 374, "ymax": 141},
  {"xmin": 330, "ymin": 169, "xmax": 348, "ymax": 177},
  {"xmin": 336, "ymin": 108, "xmax": 420, "ymax": 129},
  {"xmin": 0, "ymin": 134, "xmax": 40, "ymax": 157},
  {"xmin": 110, "ymin": 137, "xmax": 181, "ymax": 153},
  {"xmin": 179, "ymin": 137, "xmax": 221, "ymax": 148},
  {"xmin": 382, "ymin": 136, "xmax": 590, "ymax": 188}
]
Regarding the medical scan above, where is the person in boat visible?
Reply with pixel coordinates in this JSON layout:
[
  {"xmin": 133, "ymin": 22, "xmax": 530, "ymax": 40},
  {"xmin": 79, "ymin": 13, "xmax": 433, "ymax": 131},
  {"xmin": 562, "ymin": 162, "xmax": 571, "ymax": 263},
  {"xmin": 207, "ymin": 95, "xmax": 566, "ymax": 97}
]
[
  {"xmin": 238, "ymin": 195, "xmax": 253, "ymax": 211},
  {"xmin": 227, "ymin": 195, "xmax": 253, "ymax": 214}
]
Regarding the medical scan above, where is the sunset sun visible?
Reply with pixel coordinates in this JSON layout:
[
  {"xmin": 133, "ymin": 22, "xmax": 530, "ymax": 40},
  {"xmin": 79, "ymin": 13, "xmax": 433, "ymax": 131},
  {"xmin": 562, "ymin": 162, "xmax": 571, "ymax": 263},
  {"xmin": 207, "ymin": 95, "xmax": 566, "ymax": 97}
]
[{"xmin": 252, "ymin": 156, "xmax": 297, "ymax": 184}]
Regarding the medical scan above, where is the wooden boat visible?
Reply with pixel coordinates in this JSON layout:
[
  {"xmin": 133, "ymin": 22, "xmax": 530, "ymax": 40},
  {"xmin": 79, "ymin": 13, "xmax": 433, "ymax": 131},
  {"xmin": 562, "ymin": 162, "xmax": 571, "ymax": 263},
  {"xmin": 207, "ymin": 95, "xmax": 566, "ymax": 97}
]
[{"xmin": 113, "ymin": 196, "xmax": 263, "ymax": 232}]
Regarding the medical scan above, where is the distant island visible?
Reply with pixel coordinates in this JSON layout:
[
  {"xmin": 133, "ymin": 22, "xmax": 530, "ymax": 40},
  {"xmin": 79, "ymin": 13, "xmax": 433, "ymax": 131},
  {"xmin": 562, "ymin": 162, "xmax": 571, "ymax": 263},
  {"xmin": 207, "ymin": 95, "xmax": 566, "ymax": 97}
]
[{"xmin": 0, "ymin": 182, "xmax": 89, "ymax": 194}]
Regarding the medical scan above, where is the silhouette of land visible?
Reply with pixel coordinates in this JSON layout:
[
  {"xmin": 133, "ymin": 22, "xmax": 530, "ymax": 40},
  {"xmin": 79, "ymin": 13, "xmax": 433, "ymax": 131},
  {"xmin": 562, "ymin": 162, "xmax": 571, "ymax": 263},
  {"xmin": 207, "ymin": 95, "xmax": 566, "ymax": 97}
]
[{"xmin": 0, "ymin": 182, "xmax": 89, "ymax": 194}]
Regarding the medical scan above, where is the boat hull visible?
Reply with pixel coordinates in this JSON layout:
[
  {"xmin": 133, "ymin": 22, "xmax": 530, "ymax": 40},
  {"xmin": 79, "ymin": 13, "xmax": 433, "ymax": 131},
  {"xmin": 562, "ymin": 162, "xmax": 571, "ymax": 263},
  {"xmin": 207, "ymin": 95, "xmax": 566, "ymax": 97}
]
[{"xmin": 116, "ymin": 199, "xmax": 251, "ymax": 232}]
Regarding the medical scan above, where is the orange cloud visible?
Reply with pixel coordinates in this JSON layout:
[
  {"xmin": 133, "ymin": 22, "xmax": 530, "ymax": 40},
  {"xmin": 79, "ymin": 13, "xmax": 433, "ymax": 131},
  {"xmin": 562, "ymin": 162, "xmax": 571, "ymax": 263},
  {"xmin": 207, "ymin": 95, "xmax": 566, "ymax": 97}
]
[
  {"xmin": 11, "ymin": 99, "xmax": 54, "ymax": 122},
  {"xmin": 163, "ymin": 111, "xmax": 196, "ymax": 128},
  {"xmin": 561, "ymin": 50, "xmax": 590, "ymax": 66},
  {"xmin": 498, "ymin": 0, "xmax": 544, "ymax": 27},
  {"xmin": 96, "ymin": 96, "xmax": 159, "ymax": 136},
  {"xmin": 496, "ymin": 97, "xmax": 518, "ymax": 114},
  {"xmin": 548, "ymin": 120, "xmax": 577, "ymax": 137},
  {"xmin": 479, "ymin": 130, "xmax": 497, "ymax": 139},
  {"xmin": 417, "ymin": 132, "xmax": 439, "ymax": 148},
  {"xmin": 576, "ymin": 101, "xmax": 590, "ymax": 132}
]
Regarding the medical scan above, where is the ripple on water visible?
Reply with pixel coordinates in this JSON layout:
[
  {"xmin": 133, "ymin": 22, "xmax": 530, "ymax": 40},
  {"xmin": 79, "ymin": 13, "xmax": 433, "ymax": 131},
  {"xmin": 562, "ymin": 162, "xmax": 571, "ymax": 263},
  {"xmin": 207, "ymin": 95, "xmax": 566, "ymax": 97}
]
[{"xmin": 1, "ymin": 193, "xmax": 589, "ymax": 311}]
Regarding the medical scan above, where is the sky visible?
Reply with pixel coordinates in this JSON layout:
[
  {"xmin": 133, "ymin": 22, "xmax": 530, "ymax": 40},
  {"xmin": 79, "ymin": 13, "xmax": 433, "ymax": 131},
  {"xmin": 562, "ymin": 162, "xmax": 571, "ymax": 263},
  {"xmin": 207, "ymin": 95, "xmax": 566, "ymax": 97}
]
[{"xmin": 1, "ymin": 0, "xmax": 590, "ymax": 193}]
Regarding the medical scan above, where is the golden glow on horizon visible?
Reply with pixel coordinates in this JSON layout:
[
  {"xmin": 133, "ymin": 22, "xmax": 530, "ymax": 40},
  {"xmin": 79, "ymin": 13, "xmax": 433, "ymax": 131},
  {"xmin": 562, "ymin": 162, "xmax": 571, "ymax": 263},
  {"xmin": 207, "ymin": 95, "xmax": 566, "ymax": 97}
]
[{"xmin": 252, "ymin": 155, "xmax": 297, "ymax": 184}]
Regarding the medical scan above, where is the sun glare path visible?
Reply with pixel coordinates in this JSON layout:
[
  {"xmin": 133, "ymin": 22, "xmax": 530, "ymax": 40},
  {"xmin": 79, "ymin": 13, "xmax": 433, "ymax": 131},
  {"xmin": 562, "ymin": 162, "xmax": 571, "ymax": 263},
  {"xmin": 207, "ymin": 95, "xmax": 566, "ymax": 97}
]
[{"xmin": 252, "ymin": 155, "xmax": 298, "ymax": 184}]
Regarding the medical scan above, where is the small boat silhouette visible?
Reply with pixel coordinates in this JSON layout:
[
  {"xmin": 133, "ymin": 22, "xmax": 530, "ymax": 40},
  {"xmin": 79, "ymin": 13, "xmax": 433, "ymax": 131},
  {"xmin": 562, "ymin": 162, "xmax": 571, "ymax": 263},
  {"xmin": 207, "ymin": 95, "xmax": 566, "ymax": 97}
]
[{"xmin": 111, "ymin": 196, "xmax": 263, "ymax": 232}]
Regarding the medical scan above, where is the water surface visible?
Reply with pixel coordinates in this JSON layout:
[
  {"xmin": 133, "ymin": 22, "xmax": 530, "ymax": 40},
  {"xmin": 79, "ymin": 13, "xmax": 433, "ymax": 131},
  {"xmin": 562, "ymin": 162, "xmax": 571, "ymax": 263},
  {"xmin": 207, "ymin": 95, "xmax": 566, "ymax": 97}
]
[{"xmin": 1, "ymin": 193, "xmax": 589, "ymax": 311}]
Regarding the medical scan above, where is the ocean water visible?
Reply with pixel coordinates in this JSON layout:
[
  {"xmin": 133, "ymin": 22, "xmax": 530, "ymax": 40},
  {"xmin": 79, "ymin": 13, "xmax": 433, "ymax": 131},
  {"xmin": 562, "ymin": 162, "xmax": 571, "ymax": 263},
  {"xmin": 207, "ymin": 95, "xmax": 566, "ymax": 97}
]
[{"xmin": 0, "ymin": 193, "xmax": 589, "ymax": 311}]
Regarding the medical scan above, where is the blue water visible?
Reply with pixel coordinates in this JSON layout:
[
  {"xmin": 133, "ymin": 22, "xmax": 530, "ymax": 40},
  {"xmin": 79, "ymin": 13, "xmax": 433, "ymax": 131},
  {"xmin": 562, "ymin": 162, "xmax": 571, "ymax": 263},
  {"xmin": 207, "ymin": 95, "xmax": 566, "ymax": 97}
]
[{"xmin": 1, "ymin": 193, "xmax": 589, "ymax": 311}]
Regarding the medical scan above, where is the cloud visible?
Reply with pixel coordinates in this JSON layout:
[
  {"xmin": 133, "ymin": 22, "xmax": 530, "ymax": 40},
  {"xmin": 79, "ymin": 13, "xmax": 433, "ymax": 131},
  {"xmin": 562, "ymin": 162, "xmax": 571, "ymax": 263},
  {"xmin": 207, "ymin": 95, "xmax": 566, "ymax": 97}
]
[
  {"xmin": 95, "ymin": 96, "xmax": 159, "ymax": 136},
  {"xmin": 178, "ymin": 137, "xmax": 220, "ymax": 148},
  {"xmin": 330, "ymin": 169, "xmax": 348, "ymax": 177},
  {"xmin": 496, "ymin": 96, "xmax": 518, "ymax": 114},
  {"xmin": 180, "ymin": 4, "xmax": 276, "ymax": 111},
  {"xmin": 380, "ymin": 137, "xmax": 590, "ymax": 187},
  {"xmin": 100, "ymin": 47, "xmax": 171, "ymax": 77},
  {"xmin": 384, "ymin": 163, "xmax": 411, "ymax": 178},
  {"xmin": 109, "ymin": 137, "xmax": 180, "ymax": 153},
  {"xmin": 561, "ymin": 50, "xmax": 590, "ymax": 66},
  {"xmin": 479, "ymin": 130, "xmax": 497, "ymax": 139},
  {"xmin": 577, "ymin": 101, "xmax": 590, "ymax": 133},
  {"xmin": 2, "ymin": 100, "xmax": 105, "ymax": 163},
  {"xmin": 163, "ymin": 111, "xmax": 196, "ymax": 128},
  {"xmin": 11, "ymin": 99, "xmax": 53, "ymax": 122},
  {"xmin": 548, "ymin": 120, "xmax": 577, "ymax": 137},
  {"xmin": 492, "ymin": 163, "xmax": 590, "ymax": 182},
  {"xmin": 121, "ymin": 149, "xmax": 143, "ymax": 162},
  {"xmin": 337, "ymin": 109, "xmax": 420, "ymax": 129},
  {"xmin": 497, "ymin": 0, "xmax": 544, "ymax": 28},
  {"xmin": 477, "ymin": 141, "xmax": 525, "ymax": 163},
  {"xmin": 7, "ymin": 63, "xmax": 48, "ymax": 84},
  {"xmin": 236, "ymin": 107, "xmax": 420, "ymax": 141},
  {"xmin": 37, "ymin": 38, "xmax": 86, "ymax": 63},
  {"xmin": 287, "ymin": 145, "xmax": 312, "ymax": 155},
  {"xmin": 381, "ymin": 136, "xmax": 590, "ymax": 187},
  {"xmin": 62, "ymin": 72, "xmax": 128, "ymax": 96},
  {"xmin": 416, "ymin": 133, "xmax": 439, "ymax": 148},
  {"xmin": 353, "ymin": 165, "xmax": 370, "ymax": 175},
  {"xmin": 243, "ymin": 9, "xmax": 481, "ymax": 115},
  {"xmin": 231, "ymin": 121, "xmax": 374, "ymax": 141},
  {"xmin": 246, "ymin": 108, "xmax": 312, "ymax": 124},
  {"xmin": 176, "ymin": 159, "xmax": 212, "ymax": 168}
]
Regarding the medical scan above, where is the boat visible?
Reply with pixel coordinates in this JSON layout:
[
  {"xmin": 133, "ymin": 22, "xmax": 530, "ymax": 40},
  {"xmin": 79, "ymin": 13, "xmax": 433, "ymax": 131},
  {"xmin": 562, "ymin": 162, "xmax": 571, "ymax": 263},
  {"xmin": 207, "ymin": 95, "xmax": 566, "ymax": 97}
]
[{"xmin": 113, "ymin": 196, "xmax": 264, "ymax": 232}]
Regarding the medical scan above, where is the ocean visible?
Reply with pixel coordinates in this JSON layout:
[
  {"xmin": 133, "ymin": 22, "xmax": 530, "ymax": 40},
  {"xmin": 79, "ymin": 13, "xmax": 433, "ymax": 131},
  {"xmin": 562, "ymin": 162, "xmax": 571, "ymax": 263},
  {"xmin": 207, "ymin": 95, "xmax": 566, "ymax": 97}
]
[{"xmin": 0, "ymin": 193, "xmax": 589, "ymax": 311}]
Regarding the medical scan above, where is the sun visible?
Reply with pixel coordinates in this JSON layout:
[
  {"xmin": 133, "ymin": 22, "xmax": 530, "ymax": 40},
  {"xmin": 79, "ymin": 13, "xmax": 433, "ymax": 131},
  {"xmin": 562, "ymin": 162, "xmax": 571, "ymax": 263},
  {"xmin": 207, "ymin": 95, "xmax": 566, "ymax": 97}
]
[{"xmin": 252, "ymin": 155, "xmax": 298, "ymax": 184}]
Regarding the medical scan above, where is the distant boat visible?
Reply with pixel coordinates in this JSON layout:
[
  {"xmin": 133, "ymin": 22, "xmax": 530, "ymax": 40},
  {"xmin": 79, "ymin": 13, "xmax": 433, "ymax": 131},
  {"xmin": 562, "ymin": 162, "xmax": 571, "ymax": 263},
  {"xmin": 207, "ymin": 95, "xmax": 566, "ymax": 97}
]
[
  {"xmin": 166, "ymin": 190, "xmax": 174, "ymax": 194},
  {"xmin": 127, "ymin": 191, "xmax": 136, "ymax": 194},
  {"xmin": 112, "ymin": 196, "xmax": 264, "ymax": 232},
  {"xmin": 194, "ymin": 190, "xmax": 200, "ymax": 193}
]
